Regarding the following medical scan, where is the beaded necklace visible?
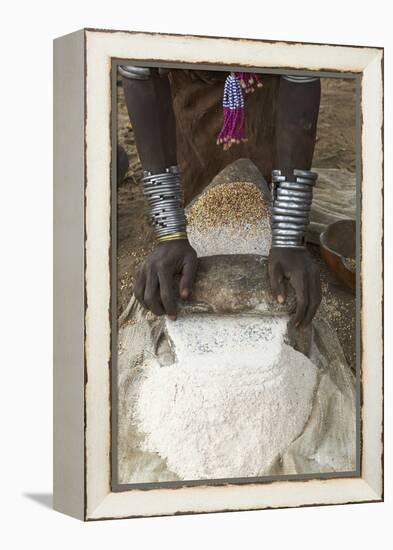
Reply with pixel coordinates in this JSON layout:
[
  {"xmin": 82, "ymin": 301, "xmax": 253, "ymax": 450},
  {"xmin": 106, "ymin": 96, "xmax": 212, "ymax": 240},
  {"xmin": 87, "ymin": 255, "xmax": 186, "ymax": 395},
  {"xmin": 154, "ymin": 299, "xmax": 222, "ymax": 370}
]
[{"xmin": 217, "ymin": 72, "xmax": 263, "ymax": 150}]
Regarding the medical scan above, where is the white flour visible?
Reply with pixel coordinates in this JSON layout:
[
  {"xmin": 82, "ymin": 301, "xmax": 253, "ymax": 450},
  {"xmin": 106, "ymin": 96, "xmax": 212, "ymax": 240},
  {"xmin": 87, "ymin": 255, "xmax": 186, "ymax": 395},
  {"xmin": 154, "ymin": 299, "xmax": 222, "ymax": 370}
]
[{"xmin": 135, "ymin": 315, "xmax": 318, "ymax": 480}]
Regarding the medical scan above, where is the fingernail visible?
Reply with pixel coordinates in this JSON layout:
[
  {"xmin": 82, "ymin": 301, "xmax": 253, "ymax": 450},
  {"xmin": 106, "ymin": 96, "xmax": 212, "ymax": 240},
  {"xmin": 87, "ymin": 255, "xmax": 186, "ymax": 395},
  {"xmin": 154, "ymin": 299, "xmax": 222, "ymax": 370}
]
[
  {"xmin": 180, "ymin": 288, "xmax": 189, "ymax": 299},
  {"xmin": 277, "ymin": 294, "xmax": 284, "ymax": 304}
]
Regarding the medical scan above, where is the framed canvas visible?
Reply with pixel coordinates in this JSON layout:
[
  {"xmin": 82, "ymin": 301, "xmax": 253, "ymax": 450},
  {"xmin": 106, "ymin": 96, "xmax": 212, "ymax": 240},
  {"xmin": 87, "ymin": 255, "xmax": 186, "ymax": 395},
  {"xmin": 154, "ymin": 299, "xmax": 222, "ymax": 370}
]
[{"xmin": 53, "ymin": 28, "xmax": 383, "ymax": 521}]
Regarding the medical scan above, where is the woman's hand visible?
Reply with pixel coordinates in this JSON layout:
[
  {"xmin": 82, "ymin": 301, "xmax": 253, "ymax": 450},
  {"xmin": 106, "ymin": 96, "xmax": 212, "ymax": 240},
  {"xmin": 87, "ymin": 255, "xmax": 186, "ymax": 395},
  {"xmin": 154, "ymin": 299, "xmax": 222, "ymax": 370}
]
[
  {"xmin": 134, "ymin": 239, "xmax": 198, "ymax": 319},
  {"xmin": 268, "ymin": 247, "xmax": 322, "ymax": 327}
]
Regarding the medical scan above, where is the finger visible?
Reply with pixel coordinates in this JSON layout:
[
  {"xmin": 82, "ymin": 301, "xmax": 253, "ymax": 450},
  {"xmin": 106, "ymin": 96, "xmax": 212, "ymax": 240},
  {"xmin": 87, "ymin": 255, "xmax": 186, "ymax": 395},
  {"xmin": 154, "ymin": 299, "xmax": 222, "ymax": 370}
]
[
  {"xmin": 133, "ymin": 265, "xmax": 147, "ymax": 309},
  {"xmin": 291, "ymin": 272, "xmax": 308, "ymax": 327},
  {"xmin": 179, "ymin": 254, "xmax": 198, "ymax": 299},
  {"xmin": 158, "ymin": 269, "xmax": 177, "ymax": 319},
  {"xmin": 302, "ymin": 267, "xmax": 322, "ymax": 327},
  {"xmin": 268, "ymin": 260, "xmax": 286, "ymax": 304},
  {"xmin": 144, "ymin": 271, "xmax": 165, "ymax": 316}
]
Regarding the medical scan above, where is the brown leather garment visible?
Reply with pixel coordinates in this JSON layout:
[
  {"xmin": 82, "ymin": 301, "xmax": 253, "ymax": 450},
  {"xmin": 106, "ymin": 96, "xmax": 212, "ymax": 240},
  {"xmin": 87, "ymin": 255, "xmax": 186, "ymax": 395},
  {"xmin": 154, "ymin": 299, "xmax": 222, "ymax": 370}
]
[{"xmin": 169, "ymin": 70, "xmax": 280, "ymax": 204}]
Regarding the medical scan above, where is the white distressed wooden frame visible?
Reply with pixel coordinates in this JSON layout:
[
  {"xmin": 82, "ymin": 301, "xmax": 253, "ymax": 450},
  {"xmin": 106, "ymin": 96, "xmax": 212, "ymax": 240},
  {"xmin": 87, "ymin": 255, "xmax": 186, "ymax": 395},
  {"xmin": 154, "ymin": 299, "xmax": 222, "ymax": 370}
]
[{"xmin": 53, "ymin": 29, "xmax": 383, "ymax": 521}]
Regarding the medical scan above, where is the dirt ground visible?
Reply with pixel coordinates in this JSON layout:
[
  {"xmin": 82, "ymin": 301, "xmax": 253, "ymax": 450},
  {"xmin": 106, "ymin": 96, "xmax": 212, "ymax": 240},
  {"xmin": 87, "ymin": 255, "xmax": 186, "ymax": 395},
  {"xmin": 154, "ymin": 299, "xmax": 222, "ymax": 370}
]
[
  {"xmin": 116, "ymin": 76, "xmax": 357, "ymax": 368},
  {"xmin": 313, "ymin": 78, "xmax": 356, "ymax": 172}
]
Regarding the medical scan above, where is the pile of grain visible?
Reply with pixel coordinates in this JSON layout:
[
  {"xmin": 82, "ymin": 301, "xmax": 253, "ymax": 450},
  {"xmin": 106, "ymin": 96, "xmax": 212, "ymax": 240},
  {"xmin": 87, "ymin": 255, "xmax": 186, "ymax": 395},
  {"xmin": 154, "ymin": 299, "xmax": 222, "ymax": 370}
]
[
  {"xmin": 187, "ymin": 182, "xmax": 270, "ymax": 229},
  {"xmin": 186, "ymin": 182, "xmax": 272, "ymax": 257}
]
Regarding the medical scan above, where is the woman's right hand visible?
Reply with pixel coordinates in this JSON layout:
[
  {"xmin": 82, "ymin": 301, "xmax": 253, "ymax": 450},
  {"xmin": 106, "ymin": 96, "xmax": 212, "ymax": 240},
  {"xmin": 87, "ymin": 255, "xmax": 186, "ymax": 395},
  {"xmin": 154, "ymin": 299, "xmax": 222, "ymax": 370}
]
[{"xmin": 134, "ymin": 239, "xmax": 198, "ymax": 320}]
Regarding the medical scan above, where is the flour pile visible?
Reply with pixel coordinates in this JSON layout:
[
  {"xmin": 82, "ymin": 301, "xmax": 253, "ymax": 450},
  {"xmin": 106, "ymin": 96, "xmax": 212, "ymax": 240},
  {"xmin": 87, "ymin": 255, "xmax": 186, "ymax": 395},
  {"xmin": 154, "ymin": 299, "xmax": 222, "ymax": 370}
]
[{"xmin": 135, "ymin": 315, "xmax": 318, "ymax": 480}]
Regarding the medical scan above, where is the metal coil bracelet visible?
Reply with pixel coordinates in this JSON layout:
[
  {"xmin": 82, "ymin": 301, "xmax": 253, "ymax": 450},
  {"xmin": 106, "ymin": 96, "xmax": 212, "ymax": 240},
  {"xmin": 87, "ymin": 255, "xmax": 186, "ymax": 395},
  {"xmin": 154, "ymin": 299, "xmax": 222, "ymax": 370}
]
[
  {"xmin": 271, "ymin": 169, "xmax": 318, "ymax": 249},
  {"xmin": 142, "ymin": 165, "xmax": 187, "ymax": 239}
]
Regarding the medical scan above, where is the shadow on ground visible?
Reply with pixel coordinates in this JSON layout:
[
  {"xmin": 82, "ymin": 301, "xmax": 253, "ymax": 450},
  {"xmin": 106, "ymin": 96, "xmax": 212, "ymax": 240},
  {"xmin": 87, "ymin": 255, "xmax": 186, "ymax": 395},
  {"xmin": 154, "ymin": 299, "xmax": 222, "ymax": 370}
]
[{"xmin": 23, "ymin": 493, "xmax": 53, "ymax": 509}]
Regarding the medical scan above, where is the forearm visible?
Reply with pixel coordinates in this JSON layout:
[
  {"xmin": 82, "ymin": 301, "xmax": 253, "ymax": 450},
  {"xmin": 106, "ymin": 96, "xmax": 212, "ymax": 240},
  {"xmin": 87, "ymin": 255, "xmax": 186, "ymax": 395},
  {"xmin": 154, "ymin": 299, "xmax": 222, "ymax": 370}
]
[
  {"xmin": 120, "ymin": 65, "xmax": 187, "ymax": 241},
  {"xmin": 121, "ymin": 66, "xmax": 197, "ymax": 318},
  {"xmin": 274, "ymin": 75, "xmax": 321, "ymax": 177},
  {"xmin": 268, "ymin": 75, "xmax": 322, "ymax": 326},
  {"xmin": 271, "ymin": 75, "xmax": 321, "ymax": 249},
  {"xmin": 120, "ymin": 65, "xmax": 177, "ymax": 172}
]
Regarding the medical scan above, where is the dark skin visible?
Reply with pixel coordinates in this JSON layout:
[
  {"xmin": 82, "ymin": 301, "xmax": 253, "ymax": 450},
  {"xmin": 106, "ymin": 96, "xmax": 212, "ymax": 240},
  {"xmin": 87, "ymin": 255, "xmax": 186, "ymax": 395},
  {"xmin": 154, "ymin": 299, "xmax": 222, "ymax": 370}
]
[
  {"xmin": 268, "ymin": 247, "xmax": 321, "ymax": 328},
  {"xmin": 125, "ymin": 71, "xmax": 322, "ymax": 326},
  {"xmin": 268, "ymin": 76, "xmax": 322, "ymax": 327},
  {"xmin": 134, "ymin": 239, "xmax": 198, "ymax": 320}
]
